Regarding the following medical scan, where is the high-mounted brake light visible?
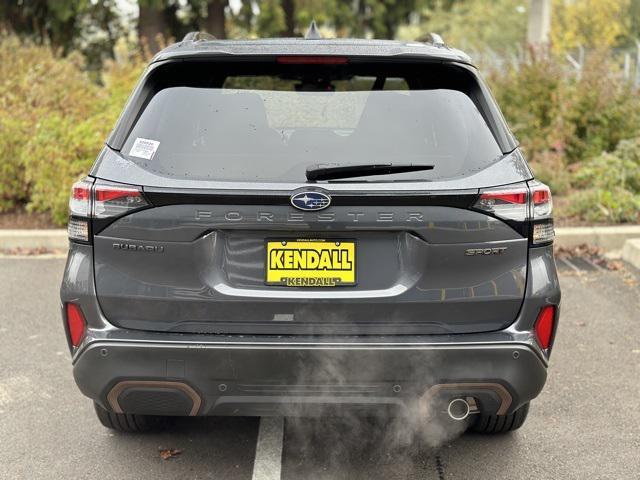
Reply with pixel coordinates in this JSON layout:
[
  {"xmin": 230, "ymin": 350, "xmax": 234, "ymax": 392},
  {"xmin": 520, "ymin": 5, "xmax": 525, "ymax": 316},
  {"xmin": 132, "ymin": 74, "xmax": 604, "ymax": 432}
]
[
  {"xmin": 65, "ymin": 303, "xmax": 86, "ymax": 348},
  {"xmin": 276, "ymin": 56, "xmax": 349, "ymax": 65},
  {"xmin": 534, "ymin": 305, "xmax": 557, "ymax": 350}
]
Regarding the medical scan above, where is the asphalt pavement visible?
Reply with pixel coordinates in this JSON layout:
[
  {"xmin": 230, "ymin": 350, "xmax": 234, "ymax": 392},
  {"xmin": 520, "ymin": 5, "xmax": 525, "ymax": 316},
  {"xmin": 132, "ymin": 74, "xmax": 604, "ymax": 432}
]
[{"xmin": 1, "ymin": 257, "xmax": 639, "ymax": 479}]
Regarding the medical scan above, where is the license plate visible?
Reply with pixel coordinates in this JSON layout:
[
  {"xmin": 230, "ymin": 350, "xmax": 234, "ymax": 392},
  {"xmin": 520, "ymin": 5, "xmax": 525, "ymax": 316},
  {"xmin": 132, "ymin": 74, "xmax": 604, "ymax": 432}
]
[{"xmin": 265, "ymin": 239, "xmax": 356, "ymax": 287}]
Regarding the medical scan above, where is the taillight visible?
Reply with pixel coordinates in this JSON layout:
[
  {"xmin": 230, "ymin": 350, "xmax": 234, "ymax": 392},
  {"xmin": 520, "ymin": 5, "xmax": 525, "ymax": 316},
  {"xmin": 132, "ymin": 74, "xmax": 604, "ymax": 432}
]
[
  {"xmin": 530, "ymin": 181, "xmax": 554, "ymax": 245},
  {"xmin": 70, "ymin": 180, "xmax": 91, "ymax": 216},
  {"xmin": 473, "ymin": 181, "xmax": 554, "ymax": 245},
  {"xmin": 93, "ymin": 184, "xmax": 147, "ymax": 218},
  {"xmin": 65, "ymin": 303, "xmax": 86, "ymax": 348},
  {"xmin": 67, "ymin": 179, "xmax": 148, "ymax": 243},
  {"xmin": 473, "ymin": 187, "xmax": 529, "ymax": 221},
  {"xmin": 68, "ymin": 179, "xmax": 93, "ymax": 242},
  {"xmin": 534, "ymin": 305, "xmax": 557, "ymax": 350}
]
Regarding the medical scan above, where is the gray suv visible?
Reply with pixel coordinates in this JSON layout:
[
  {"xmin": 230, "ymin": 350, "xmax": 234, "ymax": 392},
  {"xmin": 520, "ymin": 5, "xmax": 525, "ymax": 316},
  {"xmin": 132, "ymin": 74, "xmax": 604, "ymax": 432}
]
[{"xmin": 60, "ymin": 33, "xmax": 560, "ymax": 435}]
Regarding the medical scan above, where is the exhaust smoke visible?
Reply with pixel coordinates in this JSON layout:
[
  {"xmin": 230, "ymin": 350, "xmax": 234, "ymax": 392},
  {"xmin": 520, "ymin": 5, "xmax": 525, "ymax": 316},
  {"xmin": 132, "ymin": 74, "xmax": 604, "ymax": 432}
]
[{"xmin": 283, "ymin": 344, "xmax": 475, "ymax": 472}]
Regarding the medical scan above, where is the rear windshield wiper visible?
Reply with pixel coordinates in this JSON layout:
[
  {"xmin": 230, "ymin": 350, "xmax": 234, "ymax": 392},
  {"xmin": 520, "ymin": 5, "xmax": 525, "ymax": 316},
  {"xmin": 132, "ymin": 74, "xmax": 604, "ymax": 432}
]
[{"xmin": 306, "ymin": 163, "xmax": 435, "ymax": 181}]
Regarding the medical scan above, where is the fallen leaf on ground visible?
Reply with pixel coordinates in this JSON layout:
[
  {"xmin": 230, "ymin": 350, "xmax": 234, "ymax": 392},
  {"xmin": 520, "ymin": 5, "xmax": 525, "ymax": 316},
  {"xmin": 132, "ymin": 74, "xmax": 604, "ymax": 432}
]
[
  {"xmin": 159, "ymin": 448, "xmax": 183, "ymax": 460},
  {"xmin": 607, "ymin": 260, "xmax": 624, "ymax": 271}
]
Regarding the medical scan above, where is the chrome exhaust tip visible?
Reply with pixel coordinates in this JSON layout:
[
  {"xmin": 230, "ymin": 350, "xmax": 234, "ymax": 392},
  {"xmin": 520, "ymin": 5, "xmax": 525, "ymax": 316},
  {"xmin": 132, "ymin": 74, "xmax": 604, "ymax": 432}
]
[{"xmin": 447, "ymin": 398, "xmax": 471, "ymax": 421}]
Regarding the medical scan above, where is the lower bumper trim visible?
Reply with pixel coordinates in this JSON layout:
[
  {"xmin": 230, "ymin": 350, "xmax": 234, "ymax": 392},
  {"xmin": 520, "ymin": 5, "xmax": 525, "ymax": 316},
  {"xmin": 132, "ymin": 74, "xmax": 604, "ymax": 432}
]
[
  {"xmin": 107, "ymin": 380, "xmax": 202, "ymax": 415},
  {"xmin": 74, "ymin": 340, "xmax": 546, "ymax": 417}
]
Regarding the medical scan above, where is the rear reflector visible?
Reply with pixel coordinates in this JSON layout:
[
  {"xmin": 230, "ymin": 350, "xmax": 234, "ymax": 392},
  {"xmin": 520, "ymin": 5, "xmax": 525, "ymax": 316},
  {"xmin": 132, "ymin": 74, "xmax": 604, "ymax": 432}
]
[
  {"xmin": 534, "ymin": 305, "xmax": 556, "ymax": 350},
  {"xmin": 277, "ymin": 56, "xmax": 349, "ymax": 65},
  {"xmin": 65, "ymin": 303, "xmax": 86, "ymax": 348}
]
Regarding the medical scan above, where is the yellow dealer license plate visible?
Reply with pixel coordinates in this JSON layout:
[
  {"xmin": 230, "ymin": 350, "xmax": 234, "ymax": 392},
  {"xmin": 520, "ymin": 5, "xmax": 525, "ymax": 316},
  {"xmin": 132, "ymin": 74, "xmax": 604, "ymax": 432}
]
[{"xmin": 265, "ymin": 239, "xmax": 356, "ymax": 287}]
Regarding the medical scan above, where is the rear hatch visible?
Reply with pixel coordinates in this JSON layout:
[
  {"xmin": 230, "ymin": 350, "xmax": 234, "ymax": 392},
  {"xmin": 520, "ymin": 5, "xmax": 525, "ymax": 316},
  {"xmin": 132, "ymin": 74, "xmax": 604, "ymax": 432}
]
[{"xmin": 89, "ymin": 56, "xmax": 532, "ymax": 335}]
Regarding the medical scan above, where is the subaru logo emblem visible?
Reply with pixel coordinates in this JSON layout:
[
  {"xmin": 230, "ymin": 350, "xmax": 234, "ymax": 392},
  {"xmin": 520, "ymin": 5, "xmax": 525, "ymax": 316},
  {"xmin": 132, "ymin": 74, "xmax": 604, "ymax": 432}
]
[{"xmin": 290, "ymin": 191, "xmax": 331, "ymax": 211}]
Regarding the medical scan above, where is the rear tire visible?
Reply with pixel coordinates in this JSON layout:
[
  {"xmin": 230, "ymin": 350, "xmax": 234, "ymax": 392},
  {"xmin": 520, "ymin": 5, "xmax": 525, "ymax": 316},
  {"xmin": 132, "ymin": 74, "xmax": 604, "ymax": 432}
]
[
  {"xmin": 93, "ymin": 402, "xmax": 165, "ymax": 433},
  {"xmin": 470, "ymin": 402, "xmax": 530, "ymax": 434}
]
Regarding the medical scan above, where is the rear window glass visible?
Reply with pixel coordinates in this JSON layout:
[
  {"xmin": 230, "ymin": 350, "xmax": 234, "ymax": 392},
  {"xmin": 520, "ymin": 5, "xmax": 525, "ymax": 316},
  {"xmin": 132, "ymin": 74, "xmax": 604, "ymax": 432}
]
[{"xmin": 121, "ymin": 63, "xmax": 505, "ymax": 182}]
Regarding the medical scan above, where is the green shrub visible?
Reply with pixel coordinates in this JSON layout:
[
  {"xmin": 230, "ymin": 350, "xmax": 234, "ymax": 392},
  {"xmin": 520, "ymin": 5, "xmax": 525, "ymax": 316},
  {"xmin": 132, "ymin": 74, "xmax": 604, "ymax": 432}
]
[
  {"xmin": 0, "ymin": 117, "xmax": 29, "ymax": 210},
  {"xmin": 22, "ymin": 114, "xmax": 111, "ymax": 224},
  {"xmin": 488, "ymin": 49, "xmax": 640, "ymax": 180},
  {"xmin": 563, "ymin": 51, "xmax": 640, "ymax": 164},
  {"xmin": 565, "ymin": 187, "xmax": 640, "ymax": 223},
  {"xmin": 573, "ymin": 137, "xmax": 640, "ymax": 192},
  {"xmin": 488, "ymin": 54, "xmax": 568, "ymax": 164},
  {"xmin": 487, "ymin": 50, "xmax": 640, "ymax": 225},
  {"xmin": 21, "ymin": 53, "xmax": 146, "ymax": 224},
  {"xmin": 527, "ymin": 151, "xmax": 573, "ymax": 196},
  {"xmin": 0, "ymin": 34, "xmax": 145, "ymax": 224},
  {"xmin": 0, "ymin": 34, "xmax": 100, "ymax": 215},
  {"xmin": 565, "ymin": 137, "xmax": 640, "ymax": 223}
]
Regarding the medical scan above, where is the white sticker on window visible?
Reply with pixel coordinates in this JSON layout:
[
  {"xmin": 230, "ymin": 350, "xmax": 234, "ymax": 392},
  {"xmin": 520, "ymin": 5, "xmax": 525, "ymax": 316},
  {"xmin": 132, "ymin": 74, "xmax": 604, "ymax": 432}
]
[{"xmin": 129, "ymin": 138, "xmax": 160, "ymax": 160}]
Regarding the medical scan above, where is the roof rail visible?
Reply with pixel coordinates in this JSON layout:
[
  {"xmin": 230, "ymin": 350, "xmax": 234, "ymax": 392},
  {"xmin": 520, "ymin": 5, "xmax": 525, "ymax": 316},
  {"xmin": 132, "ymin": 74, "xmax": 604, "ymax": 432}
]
[
  {"xmin": 182, "ymin": 31, "xmax": 216, "ymax": 43},
  {"xmin": 305, "ymin": 20, "xmax": 322, "ymax": 40},
  {"xmin": 424, "ymin": 32, "xmax": 446, "ymax": 47}
]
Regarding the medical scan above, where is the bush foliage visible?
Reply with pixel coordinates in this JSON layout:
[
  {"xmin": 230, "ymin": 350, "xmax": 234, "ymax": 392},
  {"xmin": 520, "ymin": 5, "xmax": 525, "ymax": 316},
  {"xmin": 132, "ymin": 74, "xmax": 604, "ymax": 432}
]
[
  {"xmin": 565, "ymin": 138, "xmax": 640, "ymax": 223},
  {"xmin": 487, "ymin": 49, "xmax": 640, "ymax": 222},
  {"xmin": 0, "ymin": 34, "xmax": 145, "ymax": 224},
  {"xmin": 0, "ymin": 34, "xmax": 639, "ymax": 225}
]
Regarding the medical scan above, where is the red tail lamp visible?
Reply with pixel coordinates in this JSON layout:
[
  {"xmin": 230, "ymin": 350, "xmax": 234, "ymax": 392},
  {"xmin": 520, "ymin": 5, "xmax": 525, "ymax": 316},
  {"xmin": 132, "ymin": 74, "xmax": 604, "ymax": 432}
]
[
  {"xmin": 534, "ymin": 305, "xmax": 557, "ymax": 350},
  {"xmin": 65, "ymin": 303, "xmax": 87, "ymax": 348}
]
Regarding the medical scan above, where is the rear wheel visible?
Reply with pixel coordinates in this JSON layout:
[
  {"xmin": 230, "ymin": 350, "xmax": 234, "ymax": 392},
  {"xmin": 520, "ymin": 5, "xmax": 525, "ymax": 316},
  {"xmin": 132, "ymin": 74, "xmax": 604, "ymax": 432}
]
[
  {"xmin": 93, "ymin": 402, "xmax": 166, "ymax": 433},
  {"xmin": 470, "ymin": 402, "xmax": 530, "ymax": 434}
]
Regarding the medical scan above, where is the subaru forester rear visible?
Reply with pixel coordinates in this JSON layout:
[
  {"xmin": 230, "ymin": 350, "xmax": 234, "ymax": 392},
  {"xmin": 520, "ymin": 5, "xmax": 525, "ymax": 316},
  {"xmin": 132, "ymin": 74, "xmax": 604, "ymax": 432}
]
[{"xmin": 60, "ymin": 35, "xmax": 560, "ymax": 434}]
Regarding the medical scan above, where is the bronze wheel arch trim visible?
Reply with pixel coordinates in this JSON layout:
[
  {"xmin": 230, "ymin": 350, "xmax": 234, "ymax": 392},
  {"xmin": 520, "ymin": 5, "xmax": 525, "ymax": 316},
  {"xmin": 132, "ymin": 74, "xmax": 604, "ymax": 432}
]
[{"xmin": 107, "ymin": 380, "xmax": 202, "ymax": 416}]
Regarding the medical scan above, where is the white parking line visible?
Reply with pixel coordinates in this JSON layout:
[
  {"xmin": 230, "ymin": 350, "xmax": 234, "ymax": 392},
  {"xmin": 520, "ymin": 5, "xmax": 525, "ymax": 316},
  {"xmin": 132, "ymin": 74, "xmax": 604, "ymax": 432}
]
[{"xmin": 252, "ymin": 416, "xmax": 285, "ymax": 480}]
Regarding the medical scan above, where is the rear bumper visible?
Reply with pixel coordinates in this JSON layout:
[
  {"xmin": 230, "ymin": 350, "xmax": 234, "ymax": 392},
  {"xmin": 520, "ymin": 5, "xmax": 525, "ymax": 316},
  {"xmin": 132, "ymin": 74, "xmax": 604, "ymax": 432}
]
[{"xmin": 73, "ymin": 339, "xmax": 547, "ymax": 417}]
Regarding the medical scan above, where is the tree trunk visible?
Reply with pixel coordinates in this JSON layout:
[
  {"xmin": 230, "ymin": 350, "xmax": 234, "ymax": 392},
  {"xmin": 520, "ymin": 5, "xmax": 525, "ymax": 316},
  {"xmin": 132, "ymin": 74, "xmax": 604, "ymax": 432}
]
[
  {"xmin": 206, "ymin": 0, "xmax": 227, "ymax": 39},
  {"xmin": 282, "ymin": 0, "xmax": 295, "ymax": 37},
  {"xmin": 527, "ymin": 0, "xmax": 552, "ymax": 48},
  {"xmin": 138, "ymin": 4, "xmax": 168, "ymax": 54}
]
